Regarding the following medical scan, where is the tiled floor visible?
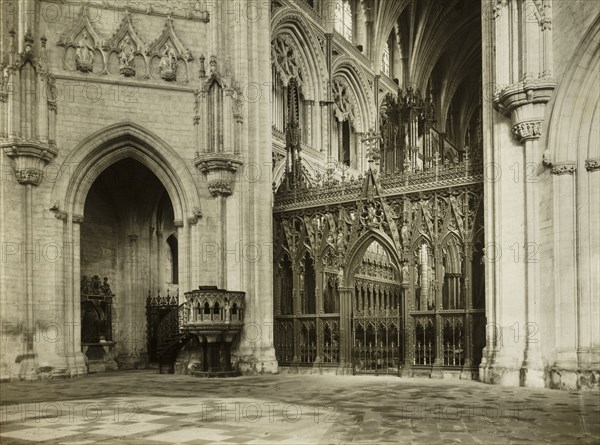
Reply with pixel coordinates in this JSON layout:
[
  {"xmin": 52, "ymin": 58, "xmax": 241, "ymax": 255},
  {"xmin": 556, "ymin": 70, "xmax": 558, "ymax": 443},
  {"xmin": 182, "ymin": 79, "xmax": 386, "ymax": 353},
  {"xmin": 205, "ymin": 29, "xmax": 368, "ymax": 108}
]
[{"xmin": 0, "ymin": 371, "xmax": 598, "ymax": 444}]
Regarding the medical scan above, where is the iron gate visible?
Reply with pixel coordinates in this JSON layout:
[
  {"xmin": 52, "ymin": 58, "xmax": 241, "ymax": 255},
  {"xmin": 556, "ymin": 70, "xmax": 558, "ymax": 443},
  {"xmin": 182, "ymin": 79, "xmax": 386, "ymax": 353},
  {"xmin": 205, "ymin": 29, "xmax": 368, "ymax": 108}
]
[
  {"xmin": 146, "ymin": 289, "xmax": 178, "ymax": 362},
  {"xmin": 352, "ymin": 307, "xmax": 402, "ymax": 375}
]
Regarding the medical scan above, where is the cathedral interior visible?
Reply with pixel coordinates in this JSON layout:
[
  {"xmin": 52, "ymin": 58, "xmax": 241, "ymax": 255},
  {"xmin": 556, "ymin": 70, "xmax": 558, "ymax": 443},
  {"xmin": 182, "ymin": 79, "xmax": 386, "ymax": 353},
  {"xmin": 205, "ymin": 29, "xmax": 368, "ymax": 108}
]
[{"xmin": 0, "ymin": 0, "xmax": 599, "ymax": 443}]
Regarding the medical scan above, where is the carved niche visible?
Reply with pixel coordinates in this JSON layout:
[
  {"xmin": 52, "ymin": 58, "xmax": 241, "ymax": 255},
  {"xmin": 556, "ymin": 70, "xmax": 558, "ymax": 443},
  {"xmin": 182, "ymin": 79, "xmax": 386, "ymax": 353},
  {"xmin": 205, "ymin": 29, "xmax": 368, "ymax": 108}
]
[
  {"xmin": 57, "ymin": 6, "xmax": 107, "ymax": 73},
  {"xmin": 148, "ymin": 16, "xmax": 193, "ymax": 82},
  {"xmin": 106, "ymin": 12, "xmax": 148, "ymax": 78}
]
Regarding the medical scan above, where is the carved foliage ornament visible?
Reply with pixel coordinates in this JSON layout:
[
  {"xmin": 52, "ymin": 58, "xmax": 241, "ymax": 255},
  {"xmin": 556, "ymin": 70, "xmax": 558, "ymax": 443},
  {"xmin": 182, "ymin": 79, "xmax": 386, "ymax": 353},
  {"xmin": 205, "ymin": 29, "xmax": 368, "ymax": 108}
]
[
  {"xmin": 208, "ymin": 179, "xmax": 233, "ymax": 197},
  {"xmin": 512, "ymin": 121, "xmax": 542, "ymax": 142},
  {"xmin": 585, "ymin": 159, "xmax": 600, "ymax": 172},
  {"xmin": 551, "ymin": 162, "xmax": 576, "ymax": 175}
]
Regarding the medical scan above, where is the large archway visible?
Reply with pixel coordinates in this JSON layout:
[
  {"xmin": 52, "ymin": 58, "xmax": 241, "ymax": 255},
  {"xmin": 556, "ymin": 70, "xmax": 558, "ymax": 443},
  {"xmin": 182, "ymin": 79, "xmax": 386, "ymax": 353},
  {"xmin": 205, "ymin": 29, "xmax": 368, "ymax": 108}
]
[
  {"xmin": 49, "ymin": 123, "xmax": 201, "ymax": 373},
  {"xmin": 80, "ymin": 158, "xmax": 178, "ymax": 370},
  {"xmin": 348, "ymin": 238, "xmax": 403, "ymax": 375}
]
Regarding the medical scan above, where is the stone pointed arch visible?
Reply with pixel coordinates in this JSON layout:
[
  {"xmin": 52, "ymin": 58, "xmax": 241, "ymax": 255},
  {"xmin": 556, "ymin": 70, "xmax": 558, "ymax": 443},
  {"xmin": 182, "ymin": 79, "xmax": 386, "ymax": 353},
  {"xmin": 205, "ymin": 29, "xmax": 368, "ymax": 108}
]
[
  {"xmin": 343, "ymin": 229, "xmax": 402, "ymax": 284},
  {"xmin": 50, "ymin": 121, "xmax": 200, "ymax": 221},
  {"xmin": 547, "ymin": 13, "xmax": 600, "ymax": 165},
  {"xmin": 271, "ymin": 8, "xmax": 327, "ymax": 102},
  {"xmin": 331, "ymin": 57, "xmax": 374, "ymax": 132}
]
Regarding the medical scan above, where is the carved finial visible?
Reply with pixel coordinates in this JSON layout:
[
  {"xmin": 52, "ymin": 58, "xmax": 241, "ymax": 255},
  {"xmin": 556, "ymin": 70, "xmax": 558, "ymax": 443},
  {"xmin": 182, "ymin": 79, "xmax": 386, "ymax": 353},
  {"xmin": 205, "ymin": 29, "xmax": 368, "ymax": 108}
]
[
  {"xmin": 24, "ymin": 29, "xmax": 34, "ymax": 56},
  {"xmin": 209, "ymin": 55, "xmax": 217, "ymax": 73},
  {"xmin": 40, "ymin": 35, "xmax": 47, "ymax": 48}
]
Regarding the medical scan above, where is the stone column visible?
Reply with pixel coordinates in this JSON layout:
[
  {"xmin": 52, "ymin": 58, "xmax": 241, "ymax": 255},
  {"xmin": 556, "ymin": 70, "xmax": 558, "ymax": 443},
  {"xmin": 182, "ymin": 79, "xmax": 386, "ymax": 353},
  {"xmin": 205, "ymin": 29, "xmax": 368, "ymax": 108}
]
[
  {"xmin": 314, "ymin": 265, "xmax": 324, "ymax": 365},
  {"xmin": 551, "ymin": 162, "xmax": 578, "ymax": 370},
  {"xmin": 305, "ymin": 99, "xmax": 314, "ymax": 148},
  {"xmin": 173, "ymin": 221, "xmax": 186, "ymax": 301},
  {"xmin": 70, "ymin": 215, "xmax": 87, "ymax": 374},
  {"xmin": 337, "ymin": 286, "xmax": 353, "ymax": 374},
  {"xmin": 462, "ymin": 242, "xmax": 474, "ymax": 380},
  {"xmin": 482, "ymin": 0, "xmax": 555, "ymax": 388}
]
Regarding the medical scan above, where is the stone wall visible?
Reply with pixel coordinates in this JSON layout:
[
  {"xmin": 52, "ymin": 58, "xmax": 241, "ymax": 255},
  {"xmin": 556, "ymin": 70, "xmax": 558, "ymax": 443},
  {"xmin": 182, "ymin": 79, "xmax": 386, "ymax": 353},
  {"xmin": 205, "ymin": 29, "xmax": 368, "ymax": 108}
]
[{"xmin": 0, "ymin": 0, "xmax": 277, "ymax": 380}]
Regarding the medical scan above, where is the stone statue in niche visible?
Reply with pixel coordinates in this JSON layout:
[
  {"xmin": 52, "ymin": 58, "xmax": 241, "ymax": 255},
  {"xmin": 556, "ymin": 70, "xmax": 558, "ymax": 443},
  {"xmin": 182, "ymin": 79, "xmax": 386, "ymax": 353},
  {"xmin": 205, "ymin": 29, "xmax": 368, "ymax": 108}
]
[
  {"xmin": 414, "ymin": 261, "xmax": 420, "ymax": 287},
  {"xmin": 400, "ymin": 222, "xmax": 409, "ymax": 249},
  {"xmin": 119, "ymin": 36, "xmax": 136, "ymax": 77},
  {"xmin": 224, "ymin": 299, "xmax": 231, "ymax": 322},
  {"xmin": 159, "ymin": 43, "xmax": 178, "ymax": 81},
  {"xmin": 401, "ymin": 262, "xmax": 409, "ymax": 284},
  {"xmin": 75, "ymin": 31, "xmax": 95, "ymax": 72},
  {"xmin": 100, "ymin": 277, "xmax": 112, "ymax": 296}
]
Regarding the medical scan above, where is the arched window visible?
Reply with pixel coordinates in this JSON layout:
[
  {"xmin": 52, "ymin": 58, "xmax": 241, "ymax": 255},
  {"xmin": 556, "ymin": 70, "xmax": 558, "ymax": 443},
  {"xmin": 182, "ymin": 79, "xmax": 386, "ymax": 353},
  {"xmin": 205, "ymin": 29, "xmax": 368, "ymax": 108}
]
[
  {"xmin": 272, "ymin": 66, "xmax": 286, "ymax": 134},
  {"xmin": 382, "ymin": 41, "xmax": 390, "ymax": 77},
  {"xmin": 335, "ymin": 0, "xmax": 353, "ymax": 42},
  {"xmin": 207, "ymin": 81, "xmax": 223, "ymax": 153},
  {"xmin": 166, "ymin": 235, "xmax": 179, "ymax": 284},
  {"xmin": 302, "ymin": 252, "xmax": 316, "ymax": 314},
  {"xmin": 279, "ymin": 255, "xmax": 293, "ymax": 315},
  {"xmin": 341, "ymin": 120, "xmax": 351, "ymax": 166}
]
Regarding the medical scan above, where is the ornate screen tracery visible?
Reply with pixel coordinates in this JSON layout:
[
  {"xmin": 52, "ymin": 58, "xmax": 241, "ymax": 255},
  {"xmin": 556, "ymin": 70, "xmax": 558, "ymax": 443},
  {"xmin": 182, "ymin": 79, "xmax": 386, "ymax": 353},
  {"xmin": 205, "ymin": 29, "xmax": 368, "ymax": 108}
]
[{"xmin": 273, "ymin": 141, "xmax": 484, "ymax": 377}]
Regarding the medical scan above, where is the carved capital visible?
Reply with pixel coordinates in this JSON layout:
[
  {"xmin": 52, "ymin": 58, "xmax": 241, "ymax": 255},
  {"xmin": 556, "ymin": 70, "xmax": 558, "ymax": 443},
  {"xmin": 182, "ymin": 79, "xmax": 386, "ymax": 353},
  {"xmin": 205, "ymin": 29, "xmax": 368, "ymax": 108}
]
[
  {"xmin": 512, "ymin": 121, "xmax": 542, "ymax": 142},
  {"xmin": 551, "ymin": 161, "xmax": 577, "ymax": 175},
  {"xmin": 173, "ymin": 220, "xmax": 184, "ymax": 228},
  {"xmin": 187, "ymin": 207, "xmax": 202, "ymax": 225},
  {"xmin": 208, "ymin": 179, "xmax": 233, "ymax": 198},
  {"xmin": 585, "ymin": 158, "xmax": 600, "ymax": 172},
  {"xmin": 72, "ymin": 214, "xmax": 85, "ymax": 224},
  {"xmin": 14, "ymin": 169, "xmax": 44, "ymax": 186}
]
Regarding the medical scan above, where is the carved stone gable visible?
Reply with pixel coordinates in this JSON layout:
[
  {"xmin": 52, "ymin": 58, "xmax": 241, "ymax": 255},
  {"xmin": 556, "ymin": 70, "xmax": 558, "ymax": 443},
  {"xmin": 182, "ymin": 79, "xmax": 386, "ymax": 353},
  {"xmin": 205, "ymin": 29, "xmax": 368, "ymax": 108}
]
[
  {"xmin": 106, "ymin": 12, "xmax": 148, "ymax": 78},
  {"xmin": 57, "ymin": 5, "xmax": 106, "ymax": 73},
  {"xmin": 148, "ymin": 16, "xmax": 193, "ymax": 82}
]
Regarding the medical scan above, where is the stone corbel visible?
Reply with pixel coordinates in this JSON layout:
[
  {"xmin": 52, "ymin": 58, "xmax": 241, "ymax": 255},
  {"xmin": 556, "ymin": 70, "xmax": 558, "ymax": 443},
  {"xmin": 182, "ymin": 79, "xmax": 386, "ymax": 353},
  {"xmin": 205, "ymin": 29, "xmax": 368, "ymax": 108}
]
[
  {"xmin": 195, "ymin": 153, "xmax": 243, "ymax": 197},
  {"xmin": 495, "ymin": 80, "xmax": 555, "ymax": 145},
  {"xmin": 195, "ymin": 153, "xmax": 243, "ymax": 175},
  {"xmin": 2, "ymin": 141, "xmax": 58, "ymax": 186}
]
